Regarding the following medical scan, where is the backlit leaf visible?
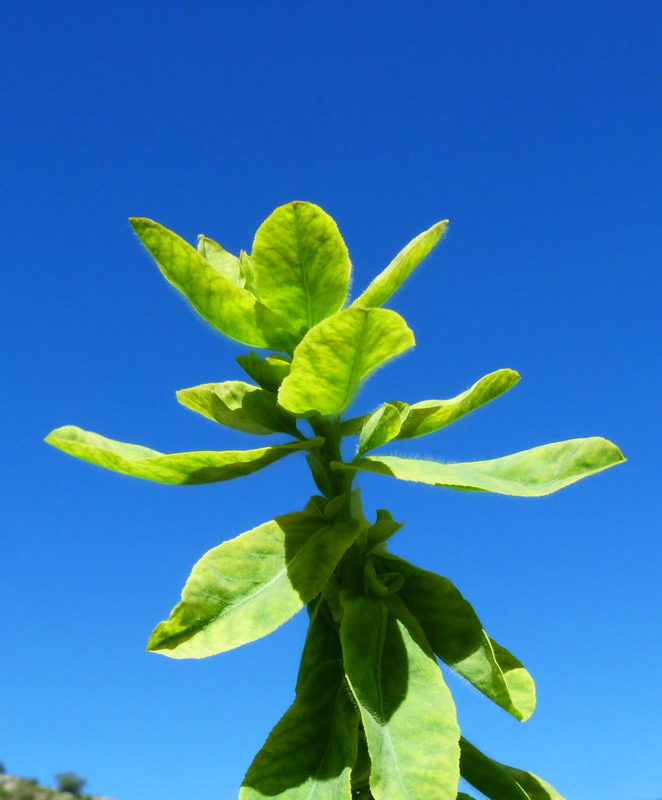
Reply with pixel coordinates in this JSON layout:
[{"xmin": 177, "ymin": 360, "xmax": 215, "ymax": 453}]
[
  {"xmin": 279, "ymin": 308, "xmax": 414, "ymax": 416},
  {"xmin": 358, "ymin": 403, "xmax": 404, "ymax": 455},
  {"xmin": 378, "ymin": 554, "xmax": 535, "ymax": 721},
  {"xmin": 251, "ymin": 201, "xmax": 351, "ymax": 335},
  {"xmin": 147, "ymin": 512, "xmax": 360, "ymax": 657},
  {"xmin": 337, "ymin": 437, "xmax": 625, "ymax": 496},
  {"xmin": 236, "ymin": 351, "xmax": 292, "ymax": 393},
  {"xmin": 241, "ymin": 603, "xmax": 359, "ymax": 799},
  {"xmin": 398, "ymin": 369, "xmax": 520, "ymax": 438},
  {"xmin": 340, "ymin": 594, "xmax": 460, "ymax": 800},
  {"xmin": 130, "ymin": 218, "xmax": 298, "ymax": 351},
  {"xmin": 351, "ymin": 220, "xmax": 448, "ymax": 308},
  {"xmin": 197, "ymin": 234, "xmax": 243, "ymax": 286},
  {"xmin": 177, "ymin": 381, "xmax": 272, "ymax": 434},
  {"xmin": 44, "ymin": 425, "xmax": 321, "ymax": 485}
]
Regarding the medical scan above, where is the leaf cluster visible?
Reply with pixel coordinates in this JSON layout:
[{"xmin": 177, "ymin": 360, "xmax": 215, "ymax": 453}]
[{"xmin": 45, "ymin": 202, "xmax": 624, "ymax": 799}]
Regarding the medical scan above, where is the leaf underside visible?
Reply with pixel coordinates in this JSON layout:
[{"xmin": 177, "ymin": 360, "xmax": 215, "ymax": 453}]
[
  {"xmin": 44, "ymin": 425, "xmax": 321, "ymax": 485},
  {"xmin": 338, "ymin": 437, "xmax": 625, "ymax": 496},
  {"xmin": 147, "ymin": 511, "xmax": 360, "ymax": 657}
]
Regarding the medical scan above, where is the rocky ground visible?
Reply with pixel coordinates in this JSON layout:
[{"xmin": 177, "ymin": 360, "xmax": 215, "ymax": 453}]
[{"xmin": 0, "ymin": 774, "xmax": 115, "ymax": 800}]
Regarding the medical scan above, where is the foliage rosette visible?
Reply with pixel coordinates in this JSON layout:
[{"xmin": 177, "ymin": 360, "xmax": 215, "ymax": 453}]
[{"xmin": 45, "ymin": 200, "xmax": 625, "ymax": 799}]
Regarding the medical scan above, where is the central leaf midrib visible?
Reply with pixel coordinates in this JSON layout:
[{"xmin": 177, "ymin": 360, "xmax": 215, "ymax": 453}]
[
  {"xmin": 341, "ymin": 312, "xmax": 369, "ymax": 410},
  {"xmin": 293, "ymin": 206, "xmax": 314, "ymax": 329}
]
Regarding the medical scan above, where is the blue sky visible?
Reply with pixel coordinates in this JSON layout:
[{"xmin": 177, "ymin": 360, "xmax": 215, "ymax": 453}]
[{"xmin": 2, "ymin": 2, "xmax": 660, "ymax": 799}]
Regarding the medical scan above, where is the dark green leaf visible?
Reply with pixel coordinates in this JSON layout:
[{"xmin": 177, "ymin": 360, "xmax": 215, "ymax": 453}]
[
  {"xmin": 460, "ymin": 738, "xmax": 566, "ymax": 800},
  {"xmin": 340, "ymin": 594, "xmax": 460, "ymax": 800},
  {"xmin": 241, "ymin": 603, "xmax": 359, "ymax": 799},
  {"xmin": 378, "ymin": 554, "xmax": 535, "ymax": 721}
]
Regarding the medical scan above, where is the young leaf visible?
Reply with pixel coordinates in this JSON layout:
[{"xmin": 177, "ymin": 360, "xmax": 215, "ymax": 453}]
[
  {"xmin": 358, "ymin": 403, "xmax": 404, "ymax": 455},
  {"xmin": 337, "ymin": 437, "xmax": 625, "ymax": 497},
  {"xmin": 251, "ymin": 201, "xmax": 351, "ymax": 334},
  {"xmin": 130, "ymin": 218, "xmax": 299, "ymax": 351},
  {"xmin": 340, "ymin": 594, "xmax": 460, "ymax": 800},
  {"xmin": 364, "ymin": 509, "xmax": 404, "ymax": 551},
  {"xmin": 279, "ymin": 307, "xmax": 415, "ymax": 416},
  {"xmin": 177, "ymin": 381, "xmax": 272, "ymax": 434},
  {"xmin": 147, "ymin": 511, "xmax": 361, "ymax": 657},
  {"xmin": 239, "ymin": 250, "xmax": 259, "ymax": 296},
  {"xmin": 241, "ymin": 603, "xmax": 359, "ymax": 799},
  {"xmin": 197, "ymin": 234, "xmax": 243, "ymax": 286},
  {"xmin": 398, "ymin": 369, "xmax": 521, "ymax": 439},
  {"xmin": 236, "ymin": 351, "xmax": 292, "ymax": 393},
  {"xmin": 377, "ymin": 554, "xmax": 535, "ymax": 721},
  {"xmin": 459, "ymin": 738, "xmax": 566, "ymax": 800},
  {"xmin": 351, "ymin": 219, "xmax": 448, "ymax": 308},
  {"xmin": 44, "ymin": 425, "xmax": 321, "ymax": 485}
]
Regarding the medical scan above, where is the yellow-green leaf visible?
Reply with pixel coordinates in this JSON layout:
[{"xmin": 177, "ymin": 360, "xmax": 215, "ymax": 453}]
[
  {"xmin": 251, "ymin": 201, "xmax": 351, "ymax": 334},
  {"xmin": 351, "ymin": 220, "xmax": 448, "ymax": 308},
  {"xmin": 338, "ymin": 437, "xmax": 625, "ymax": 497},
  {"xmin": 44, "ymin": 425, "xmax": 321, "ymax": 485},
  {"xmin": 177, "ymin": 381, "xmax": 273, "ymax": 434},
  {"xmin": 130, "ymin": 218, "xmax": 298, "ymax": 351},
  {"xmin": 197, "ymin": 234, "xmax": 243, "ymax": 286},
  {"xmin": 236, "ymin": 351, "xmax": 292, "ymax": 393},
  {"xmin": 358, "ymin": 403, "xmax": 405, "ymax": 455},
  {"xmin": 147, "ymin": 512, "xmax": 361, "ymax": 657},
  {"xmin": 398, "ymin": 369, "xmax": 520, "ymax": 438},
  {"xmin": 279, "ymin": 308, "xmax": 415, "ymax": 416}
]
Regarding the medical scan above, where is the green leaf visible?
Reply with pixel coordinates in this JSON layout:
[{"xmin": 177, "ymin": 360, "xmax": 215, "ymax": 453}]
[
  {"xmin": 279, "ymin": 308, "xmax": 415, "ymax": 416},
  {"xmin": 174, "ymin": 378, "xmax": 299, "ymax": 438},
  {"xmin": 147, "ymin": 511, "xmax": 361, "ymax": 657},
  {"xmin": 44, "ymin": 425, "xmax": 321, "ymax": 485},
  {"xmin": 251, "ymin": 201, "xmax": 351, "ymax": 334},
  {"xmin": 364, "ymin": 509, "xmax": 404, "ymax": 551},
  {"xmin": 240, "ymin": 249, "xmax": 259, "ymax": 296},
  {"xmin": 197, "ymin": 234, "xmax": 243, "ymax": 286},
  {"xmin": 242, "ymin": 389, "xmax": 300, "ymax": 437},
  {"xmin": 457, "ymin": 794, "xmax": 478, "ymax": 800},
  {"xmin": 377, "ymin": 554, "xmax": 535, "ymax": 721},
  {"xmin": 337, "ymin": 437, "xmax": 625, "ymax": 496},
  {"xmin": 340, "ymin": 594, "xmax": 460, "ymax": 800},
  {"xmin": 130, "ymin": 218, "xmax": 298, "ymax": 351},
  {"xmin": 351, "ymin": 219, "xmax": 448, "ymax": 308},
  {"xmin": 236, "ymin": 351, "xmax": 292, "ymax": 393},
  {"xmin": 398, "ymin": 369, "xmax": 521, "ymax": 438},
  {"xmin": 177, "ymin": 381, "xmax": 273, "ymax": 434},
  {"xmin": 241, "ymin": 603, "xmax": 359, "ymax": 799},
  {"xmin": 358, "ymin": 403, "xmax": 404, "ymax": 455},
  {"xmin": 459, "ymin": 738, "xmax": 566, "ymax": 800}
]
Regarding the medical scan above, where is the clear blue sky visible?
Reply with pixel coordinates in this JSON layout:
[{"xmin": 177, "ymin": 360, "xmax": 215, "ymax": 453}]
[{"xmin": 2, "ymin": 2, "xmax": 660, "ymax": 799}]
